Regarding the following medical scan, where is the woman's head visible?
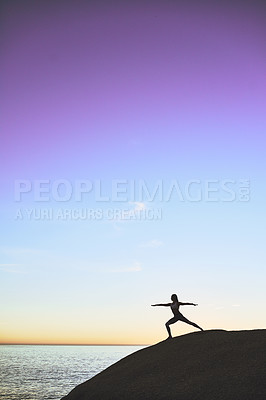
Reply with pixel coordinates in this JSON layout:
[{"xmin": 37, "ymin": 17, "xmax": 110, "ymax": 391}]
[{"xmin": 171, "ymin": 294, "xmax": 178, "ymax": 302}]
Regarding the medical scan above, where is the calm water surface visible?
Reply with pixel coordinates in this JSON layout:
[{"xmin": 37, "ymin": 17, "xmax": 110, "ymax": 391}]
[{"xmin": 0, "ymin": 345, "xmax": 145, "ymax": 400}]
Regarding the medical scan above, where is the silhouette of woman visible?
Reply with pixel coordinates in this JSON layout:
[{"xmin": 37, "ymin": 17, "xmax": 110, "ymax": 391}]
[{"xmin": 152, "ymin": 294, "xmax": 203, "ymax": 338}]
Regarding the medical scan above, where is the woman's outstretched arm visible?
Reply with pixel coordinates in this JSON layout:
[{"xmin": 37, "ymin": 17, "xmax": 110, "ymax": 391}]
[
  {"xmin": 151, "ymin": 303, "xmax": 172, "ymax": 307},
  {"xmin": 179, "ymin": 302, "xmax": 198, "ymax": 306}
]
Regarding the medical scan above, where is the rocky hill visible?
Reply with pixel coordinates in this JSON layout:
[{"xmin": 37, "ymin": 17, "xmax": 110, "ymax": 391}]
[{"xmin": 62, "ymin": 329, "xmax": 266, "ymax": 400}]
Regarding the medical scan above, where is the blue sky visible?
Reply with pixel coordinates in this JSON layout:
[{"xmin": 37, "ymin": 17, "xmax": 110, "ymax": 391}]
[{"xmin": 1, "ymin": 0, "xmax": 265, "ymax": 344}]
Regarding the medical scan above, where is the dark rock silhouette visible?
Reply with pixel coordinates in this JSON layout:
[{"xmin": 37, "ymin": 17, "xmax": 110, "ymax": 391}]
[{"xmin": 61, "ymin": 329, "xmax": 266, "ymax": 400}]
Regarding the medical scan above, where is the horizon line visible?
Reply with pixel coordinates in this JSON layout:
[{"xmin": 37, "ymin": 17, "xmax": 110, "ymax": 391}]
[{"xmin": 0, "ymin": 342, "xmax": 150, "ymax": 346}]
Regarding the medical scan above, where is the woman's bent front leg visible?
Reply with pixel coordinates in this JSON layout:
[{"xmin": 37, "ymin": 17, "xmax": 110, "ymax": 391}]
[{"xmin": 165, "ymin": 316, "xmax": 179, "ymax": 338}]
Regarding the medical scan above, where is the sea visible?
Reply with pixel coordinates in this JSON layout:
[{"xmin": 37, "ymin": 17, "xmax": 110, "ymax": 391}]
[{"xmin": 0, "ymin": 344, "xmax": 145, "ymax": 400}]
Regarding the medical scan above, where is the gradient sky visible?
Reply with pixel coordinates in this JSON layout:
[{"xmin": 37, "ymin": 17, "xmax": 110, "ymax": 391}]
[{"xmin": 1, "ymin": 0, "xmax": 265, "ymax": 344}]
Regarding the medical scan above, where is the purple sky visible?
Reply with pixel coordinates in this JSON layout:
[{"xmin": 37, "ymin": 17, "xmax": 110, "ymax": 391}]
[
  {"xmin": 1, "ymin": 0, "xmax": 266, "ymax": 344},
  {"xmin": 1, "ymin": 0, "xmax": 265, "ymax": 181}
]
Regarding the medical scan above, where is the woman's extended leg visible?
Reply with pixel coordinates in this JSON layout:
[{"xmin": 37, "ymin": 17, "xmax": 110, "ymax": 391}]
[
  {"xmin": 165, "ymin": 316, "xmax": 179, "ymax": 338},
  {"xmin": 179, "ymin": 314, "xmax": 203, "ymax": 331}
]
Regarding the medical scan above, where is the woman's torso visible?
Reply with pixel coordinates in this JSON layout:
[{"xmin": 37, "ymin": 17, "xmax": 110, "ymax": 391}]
[{"xmin": 170, "ymin": 301, "xmax": 180, "ymax": 315}]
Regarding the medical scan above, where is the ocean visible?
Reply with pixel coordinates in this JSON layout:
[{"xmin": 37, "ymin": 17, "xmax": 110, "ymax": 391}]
[{"xmin": 0, "ymin": 344, "xmax": 145, "ymax": 400}]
